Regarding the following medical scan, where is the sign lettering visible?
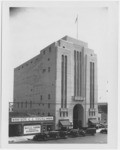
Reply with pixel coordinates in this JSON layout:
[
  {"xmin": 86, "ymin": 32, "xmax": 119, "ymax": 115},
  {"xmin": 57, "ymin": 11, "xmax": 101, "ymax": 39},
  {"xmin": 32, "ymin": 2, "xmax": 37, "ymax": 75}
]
[{"xmin": 11, "ymin": 116, "xmax": 54, "ymax": 122}]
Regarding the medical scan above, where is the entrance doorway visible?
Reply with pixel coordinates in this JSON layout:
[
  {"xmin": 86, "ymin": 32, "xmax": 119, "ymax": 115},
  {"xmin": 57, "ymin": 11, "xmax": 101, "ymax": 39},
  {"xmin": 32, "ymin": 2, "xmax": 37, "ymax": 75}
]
[{"xmin": 73, "ymin": 104, "xmax": 84, "ymax": 129}]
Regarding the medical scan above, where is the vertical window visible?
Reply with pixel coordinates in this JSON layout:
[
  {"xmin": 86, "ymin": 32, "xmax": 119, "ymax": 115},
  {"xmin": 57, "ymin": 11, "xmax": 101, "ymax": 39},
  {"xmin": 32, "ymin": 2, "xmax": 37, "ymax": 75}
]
[
  {"xmin": 30, "ymin": 101, "xmax": 32, "ymax": 108},
  {"xmin": 61, "ymin": 55, "xmax": 64, "ymax": 108},
  {"xmin": 61, "ymin": 55, "xmax": 68, "ymax": 108},
  {"xmin": 43, "ymin": 50, "xmax": 45, "ymax": 55},
  {"xmin": 77, "ymin": 51, "xmax": 79, "ymax": 96},
  {"xmin": 60, "ymin": 112, "xmax": 62, "ymax": 117},
  {"xmin": 90, "ymin": 62, "xmax": 93, "ymax": 109},
  {"xmin": 65, "ymin": 56, "xmax": 67, "ymax": 108},
  {"xmin": 80, "ymin": 52, "xmax": 82, "ymax": 96},
  {"xmin": 26, "ymin": 101, "xmax": 27, "ymax": 108},
  {"xmin": 49, "ymin": 47, "xmax": 51, "ymax": 52},
  {"xmin": 61, "ymin": 55, "xmax": 67, "ymax": 108},
  {"xmin": 18, "ymin": 102, "xmax": 19, "ymax": 108},
  {"xmin": 48, "ymin": 94, "xmax": 50, "ymax": 99},
  {"xmin": 89, "ymin": 111, "xmax": 91, "ymax": 116},
  {"xmin": 93, "ymin": 63, "xmax": 94, "ymax": 108},
  {"xmin": 21, "ymin": 102, "xmax": 23, "ymax": 108},
  {"xmin": 90, "ymin": 62, "xmax": 92, "ymax": 108},
  {"xmin": 40, "ymin": 95, "xmax": 42, "ymax": 100},
  {"xmin": 48, "ymin": 112, "xmax": 50, "ymax": 116},
  {"xmin": 43, "ymin": 69, "xmax": 46, "ymax": 73},
  {"xmin": 48, "ymin": 103, "xmax": 50, "ymax": 108},
  {"xmin": 66, "ymin": 112, "xmax": 68, "ymax": 117},
  {"xmin": 74, "ymin": 51, "xmax": 76, "ymax": 96},
  {"xmin": 48, "ymin": 67, "xmax": 50, "ymax": 72},
  {"xmin": 90, "ymin": 62, "xmax": 94, "ymax": 109},
  {"xmin": 63, "ymin": 112, "xmax": 65, "ymax": 117}
]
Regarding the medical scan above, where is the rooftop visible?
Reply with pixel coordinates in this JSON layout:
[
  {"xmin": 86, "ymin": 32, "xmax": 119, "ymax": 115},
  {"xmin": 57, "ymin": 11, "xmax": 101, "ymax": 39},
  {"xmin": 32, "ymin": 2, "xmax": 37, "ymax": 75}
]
[
  {"xmin": 14, "ymin": 35, "xmax": 88, "ymax": 70},
  {"xmin": 61, "ymin": 35, "xmax": 88, "ymax": 47}
]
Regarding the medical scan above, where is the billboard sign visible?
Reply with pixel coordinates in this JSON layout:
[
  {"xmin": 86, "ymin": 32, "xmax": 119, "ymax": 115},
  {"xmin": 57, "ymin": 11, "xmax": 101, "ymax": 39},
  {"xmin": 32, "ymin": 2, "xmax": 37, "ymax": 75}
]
[{"xmin": 24, "ymin": 125, "xmax": 41, "ymax": 134}]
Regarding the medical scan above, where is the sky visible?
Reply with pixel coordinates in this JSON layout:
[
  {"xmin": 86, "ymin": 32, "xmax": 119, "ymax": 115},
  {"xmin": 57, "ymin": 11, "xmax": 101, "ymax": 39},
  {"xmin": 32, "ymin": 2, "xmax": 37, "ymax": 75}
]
[{"xmin": 6, "ymin": 2, "xmax": 117, "ymax": 103}]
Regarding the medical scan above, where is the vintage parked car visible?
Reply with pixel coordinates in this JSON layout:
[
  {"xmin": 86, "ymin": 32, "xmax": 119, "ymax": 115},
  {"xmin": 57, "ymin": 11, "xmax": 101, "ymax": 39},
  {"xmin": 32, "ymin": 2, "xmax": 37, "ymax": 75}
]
[
  {"xmin": 78, "ymin": 129, "xmax": 86, "ymax": 136},
  {"xmin": 33, "ymin": 132, "xmax": 49, "ymax": 141},
  {"xmin": 96, "ymin": 123, "xmax": 105, "ymax": 129},
  {"xmin": 100, "ymin": 128, "xmax": 107, "ymax": 134},
  {"xmin": 48, "ymin": 131, "xmax": 60, "ymax": 139},
  {"xmin": 85, "ymin": 128, "xmax": 96, "ymax": 135},
  {"xmin": 69, "ymin": 129, "xmax": 80, "ymax": 137},
  {"xmin": 58, "ymin": 130, "xmax": 68, "ymax": 139}
]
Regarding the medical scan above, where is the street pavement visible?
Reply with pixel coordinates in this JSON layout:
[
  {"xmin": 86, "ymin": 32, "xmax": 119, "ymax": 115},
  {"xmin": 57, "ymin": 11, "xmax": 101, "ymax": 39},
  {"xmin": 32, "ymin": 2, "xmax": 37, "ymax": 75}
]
[{"xmin": 9, "ymin": 132, "xmax": 107, "ymax": 144}]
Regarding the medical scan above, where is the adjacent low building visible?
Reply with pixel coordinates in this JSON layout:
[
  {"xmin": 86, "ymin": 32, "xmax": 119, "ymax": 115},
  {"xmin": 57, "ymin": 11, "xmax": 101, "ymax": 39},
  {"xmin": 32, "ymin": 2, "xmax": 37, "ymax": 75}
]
[
  {"xmin": 98, "ymin": 102, "xmax": 108, "ymax": 124},
  {"xmin": 13, "ymin": 35, "xmax": 98, "ymax": 131},
  {"xmin": 9, "ymin": 112, "xmax": 54, "ymax": 136}
]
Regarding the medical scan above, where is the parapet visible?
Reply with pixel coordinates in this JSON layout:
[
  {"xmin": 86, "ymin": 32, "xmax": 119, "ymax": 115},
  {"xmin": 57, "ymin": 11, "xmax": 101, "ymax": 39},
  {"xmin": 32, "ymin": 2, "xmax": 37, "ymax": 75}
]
[{"xmin": 61, "ymin": 35, "xmax": 88, "ymax": 47}]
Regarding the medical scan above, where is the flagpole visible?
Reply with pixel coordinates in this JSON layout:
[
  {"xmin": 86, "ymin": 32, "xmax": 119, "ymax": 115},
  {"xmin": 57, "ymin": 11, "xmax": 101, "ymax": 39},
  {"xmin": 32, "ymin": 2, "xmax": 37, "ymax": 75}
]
[
  {"xmin": 77, "ymin": 15, "xmax": 78, "ymax": 39},
  {"xmin": 75, "ymin": 14, "xmax": 78, "ymax": 39}
]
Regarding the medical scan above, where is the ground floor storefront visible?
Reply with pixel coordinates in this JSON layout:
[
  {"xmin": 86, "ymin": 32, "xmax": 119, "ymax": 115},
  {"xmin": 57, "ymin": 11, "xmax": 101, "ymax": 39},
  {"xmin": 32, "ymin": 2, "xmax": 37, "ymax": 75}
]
[{"xmin": 9, "ymin": 116, "xmax": 54, "ymax": 137}]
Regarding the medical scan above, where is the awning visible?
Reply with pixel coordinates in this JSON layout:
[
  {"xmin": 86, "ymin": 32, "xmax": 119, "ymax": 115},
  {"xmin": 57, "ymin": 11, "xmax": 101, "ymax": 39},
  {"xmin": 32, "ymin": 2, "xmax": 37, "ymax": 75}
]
[
  {"xmin": 60, "ymin": 120, "xmax": 71, "ymax": 126},
  {"xmin": 89, "ymin": 119, "xmax": 98, "ymax": 124}
]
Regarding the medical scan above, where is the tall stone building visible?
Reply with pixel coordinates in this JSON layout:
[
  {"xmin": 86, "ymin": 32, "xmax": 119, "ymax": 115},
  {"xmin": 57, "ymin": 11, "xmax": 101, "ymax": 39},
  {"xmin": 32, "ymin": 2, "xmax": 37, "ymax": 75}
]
[{"xmin": 13, "ymin": 36, "xmax": 98, "ymax": 130}]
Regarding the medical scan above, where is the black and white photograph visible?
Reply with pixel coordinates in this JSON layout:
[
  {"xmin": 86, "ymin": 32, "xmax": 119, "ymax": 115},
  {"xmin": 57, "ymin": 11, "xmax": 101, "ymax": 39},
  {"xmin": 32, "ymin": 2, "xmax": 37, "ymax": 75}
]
[{"xmin": 1, "ymin": 1, "xmax": 119, "ymax": 149}]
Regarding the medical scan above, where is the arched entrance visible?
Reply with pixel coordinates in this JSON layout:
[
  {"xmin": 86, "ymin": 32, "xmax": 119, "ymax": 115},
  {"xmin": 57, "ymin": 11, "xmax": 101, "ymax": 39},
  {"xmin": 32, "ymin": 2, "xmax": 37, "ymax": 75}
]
[{"xmin": 73, "ymin": 104, "xmax": 84, "ymax": 129}]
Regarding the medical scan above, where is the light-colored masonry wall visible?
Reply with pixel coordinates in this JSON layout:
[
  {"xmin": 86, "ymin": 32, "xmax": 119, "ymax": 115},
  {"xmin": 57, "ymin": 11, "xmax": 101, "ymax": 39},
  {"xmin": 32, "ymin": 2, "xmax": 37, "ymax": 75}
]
[
  {"xmin": 55, "ymin": 36, "xmax": 98, "ymax": 128},
  {"xmin": 13, "ymin": 36, "xmax": 98, "ymax": 129},
  {"xmin": 14, "ymin": 43, "xmax": 57, "ymax": 118},
  {"xmin": 84, "ymin": 48, "xmax": 98, "ymax": 125}
]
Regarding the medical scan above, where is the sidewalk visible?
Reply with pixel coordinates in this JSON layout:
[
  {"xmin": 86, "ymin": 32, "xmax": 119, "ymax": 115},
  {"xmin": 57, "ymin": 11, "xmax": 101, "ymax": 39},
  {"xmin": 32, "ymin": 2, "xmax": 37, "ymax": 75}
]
[{"xmin": 9, "ymin": 135, "xmax": 34, "ymax": 143}]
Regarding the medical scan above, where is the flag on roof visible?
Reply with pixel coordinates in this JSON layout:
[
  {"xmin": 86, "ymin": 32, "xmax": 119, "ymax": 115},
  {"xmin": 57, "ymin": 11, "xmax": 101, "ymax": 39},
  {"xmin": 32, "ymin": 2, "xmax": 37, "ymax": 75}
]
[{"xmin": 75, "ymin": 15, "xmax": 78, "ymax": 23}]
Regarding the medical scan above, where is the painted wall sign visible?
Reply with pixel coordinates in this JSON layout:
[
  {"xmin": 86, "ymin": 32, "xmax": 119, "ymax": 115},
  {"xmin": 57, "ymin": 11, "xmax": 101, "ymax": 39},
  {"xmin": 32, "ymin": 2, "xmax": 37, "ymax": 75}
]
[
  {"xmin": 24, "ymin": 125, "xmax": 41, "ymax": 134},
  {"xmin": 11, "ymin": 116, "xmax": 54, "ymax": 122}
]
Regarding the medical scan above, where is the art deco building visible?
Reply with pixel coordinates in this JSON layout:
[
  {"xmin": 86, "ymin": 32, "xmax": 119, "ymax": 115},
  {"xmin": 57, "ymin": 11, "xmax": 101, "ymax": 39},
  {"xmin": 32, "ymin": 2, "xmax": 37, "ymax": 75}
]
[{"xmin": 13, "ymin": 36, "xmax": 98, "ymax": 130}]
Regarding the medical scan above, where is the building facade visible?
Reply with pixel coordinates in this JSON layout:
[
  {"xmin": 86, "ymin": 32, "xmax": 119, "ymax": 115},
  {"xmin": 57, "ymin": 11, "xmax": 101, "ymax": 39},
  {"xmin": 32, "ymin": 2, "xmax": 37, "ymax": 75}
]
[{"xmin": 13, "ymin": 36, "xmax": 98, "ymax": 130}]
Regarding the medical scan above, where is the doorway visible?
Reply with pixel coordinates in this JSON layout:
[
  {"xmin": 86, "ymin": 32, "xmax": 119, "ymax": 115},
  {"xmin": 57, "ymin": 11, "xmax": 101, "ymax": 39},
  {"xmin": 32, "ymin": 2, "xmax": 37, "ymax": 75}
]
[{"xmin": 73, "ymin": 104, "xmax": 84, "ymax": 129}]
